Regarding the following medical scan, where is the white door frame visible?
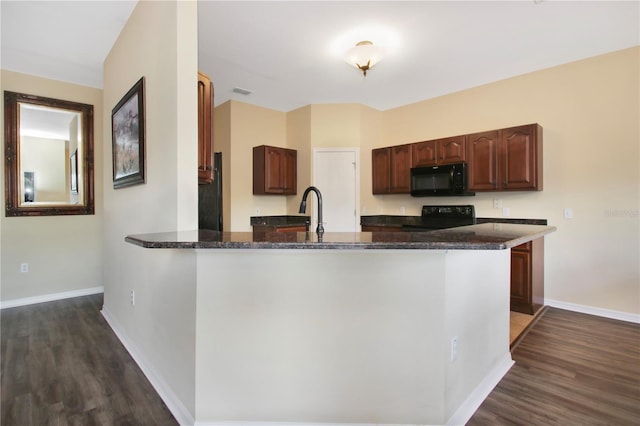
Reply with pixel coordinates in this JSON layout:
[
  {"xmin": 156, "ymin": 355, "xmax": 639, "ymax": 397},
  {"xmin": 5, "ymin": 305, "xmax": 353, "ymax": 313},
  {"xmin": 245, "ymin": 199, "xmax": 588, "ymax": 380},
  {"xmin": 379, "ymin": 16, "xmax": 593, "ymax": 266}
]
[{"xmin": 312, "ymin": 147, "xmax": 360, "ymax": 232}]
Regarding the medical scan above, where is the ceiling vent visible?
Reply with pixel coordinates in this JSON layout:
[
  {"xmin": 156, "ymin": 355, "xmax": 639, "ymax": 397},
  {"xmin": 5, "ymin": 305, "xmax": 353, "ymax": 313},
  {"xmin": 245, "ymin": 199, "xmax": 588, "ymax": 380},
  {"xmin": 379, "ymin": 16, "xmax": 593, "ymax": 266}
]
[{"xmin": 232, "ymin": 87, "xmax": 252, "ymax": 96}]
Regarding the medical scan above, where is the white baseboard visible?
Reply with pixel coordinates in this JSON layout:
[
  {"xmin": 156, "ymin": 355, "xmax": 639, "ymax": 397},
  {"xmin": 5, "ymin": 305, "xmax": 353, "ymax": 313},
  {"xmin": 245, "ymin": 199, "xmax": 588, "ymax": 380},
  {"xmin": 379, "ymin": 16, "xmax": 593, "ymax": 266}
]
[
  {"xmin": 0, "ymin": 286, "xmax": 104, "ymax": 309},
  {"xmin": 100, "ymin": 307, "xmax": 195, "ymax": 426},
  {"xmin": 545, "ymin": 299, "xmax": 640, "ymax": 324},
  {"xmin": 446, "ymin": 354, "xmax": 515, "ymax": 426},
  {"xmin": 195, "ymin": 423, "xmax": 378, "ymax": 426}
]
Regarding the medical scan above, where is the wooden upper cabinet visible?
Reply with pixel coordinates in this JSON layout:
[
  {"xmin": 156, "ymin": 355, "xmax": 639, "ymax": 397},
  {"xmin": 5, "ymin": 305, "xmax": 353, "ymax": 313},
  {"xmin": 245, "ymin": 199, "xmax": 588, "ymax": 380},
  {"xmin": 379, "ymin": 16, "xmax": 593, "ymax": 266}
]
[
  {"xmin": 372, "ymin": 148, "xmax": 391, "ymax": 194},
  {"xmin": 390, "ymin": 144, "xmax": 412, "ymax": 193},
  {"xmin": 438, "ymin": 135, "xmax": 466, "ymax": 164},
  {"xmin": 198, "ymin": 72, "xmax": 214, "ymax": 184},
  {"xmin": 376, "ymin": 123, "xmax": 542, "ymax": 194},
  {"xmin": 467, "ymin": 124, "xmax": 542, "ymax": 192},
  {"xmin": 501, "ymin": 124, "xmax": 542, "ymax": 190},
  {"xmin": 412, "ymin": 136, "xmax": 465, "ymax": 167},
  {"xmin": 372, "ymin": 145, "xmax": 412, "ymax": 194},
  {"xmin": 467, "ymin": 130, "xmax": 499, "ymax": 191},
  {"xmin": 253, "ymin": 145, "xmax": 297, "ymax": 195},
  {"xmin": 282, "ymin": 148, "xmax": 297, "ymax": 194},
  {"xmin": 412, "ymin": 140, "xmax": 437, "ymax": 167}
]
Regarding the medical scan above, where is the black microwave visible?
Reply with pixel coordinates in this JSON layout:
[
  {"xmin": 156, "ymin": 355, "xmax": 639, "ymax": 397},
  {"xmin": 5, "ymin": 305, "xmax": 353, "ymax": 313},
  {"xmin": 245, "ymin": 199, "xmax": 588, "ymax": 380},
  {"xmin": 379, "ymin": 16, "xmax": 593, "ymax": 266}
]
[{"xmin": 410, "ymin": 162, "xmax": 475, "ymax": 197}]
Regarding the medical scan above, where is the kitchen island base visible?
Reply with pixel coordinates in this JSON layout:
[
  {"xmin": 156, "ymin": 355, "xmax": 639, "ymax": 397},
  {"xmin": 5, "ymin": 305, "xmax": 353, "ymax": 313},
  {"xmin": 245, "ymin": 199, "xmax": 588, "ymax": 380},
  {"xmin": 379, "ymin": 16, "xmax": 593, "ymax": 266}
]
[{"xmin": 194, "ymin": 249, "xmax": 512, "ymax": 425}]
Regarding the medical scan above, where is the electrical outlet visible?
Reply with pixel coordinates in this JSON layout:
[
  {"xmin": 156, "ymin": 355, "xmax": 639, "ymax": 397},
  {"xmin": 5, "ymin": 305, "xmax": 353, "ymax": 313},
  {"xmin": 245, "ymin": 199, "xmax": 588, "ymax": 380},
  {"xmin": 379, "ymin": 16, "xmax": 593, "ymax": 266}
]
[
  {"xmin": 451, "ymin": 336, "xmax": 458, "ymax": 362},
  {"xmin": 502, "ymin": 207, "xmax": 510, "ymax": 217},
  {"xmin": 493, "ymin": 199, "xmax": 502, "ymax": 209},
  {"xmin": 564, "ymin": 208, "xmax": 573, "ymax": 219},
  {"xmin": 20, "ymin": 263, "xmax": 29, "ymax": 273},
  {"xmin": 400, "ymin": 206, "xmax": 405, "ymax": 215},
  {"xmin": 255, "ymin": 208, "xmax": 261, "ymax": 215},
  {"xmin": 130, "ymin": 290, "xmax": 135, "ymax": 305}
]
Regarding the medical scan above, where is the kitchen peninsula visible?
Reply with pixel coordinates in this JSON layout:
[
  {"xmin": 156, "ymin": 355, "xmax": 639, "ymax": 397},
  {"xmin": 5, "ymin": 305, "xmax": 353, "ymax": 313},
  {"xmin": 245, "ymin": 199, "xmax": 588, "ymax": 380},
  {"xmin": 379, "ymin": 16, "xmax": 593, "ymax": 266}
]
[{"xmin": 125, "ymin": 223, "xmax": 555, "ymax": 425}]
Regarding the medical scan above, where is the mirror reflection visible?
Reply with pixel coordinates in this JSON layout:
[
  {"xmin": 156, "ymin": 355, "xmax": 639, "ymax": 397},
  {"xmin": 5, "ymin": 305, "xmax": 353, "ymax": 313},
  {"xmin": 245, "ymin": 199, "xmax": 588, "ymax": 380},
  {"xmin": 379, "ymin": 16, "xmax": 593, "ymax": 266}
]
[
  {"xmin": 19, "ymin": 103, "xmax": 83, "ymax": 205},
  {"xmin": 4, "ymin": 91, "xmax": 94, "ymax": 216}
]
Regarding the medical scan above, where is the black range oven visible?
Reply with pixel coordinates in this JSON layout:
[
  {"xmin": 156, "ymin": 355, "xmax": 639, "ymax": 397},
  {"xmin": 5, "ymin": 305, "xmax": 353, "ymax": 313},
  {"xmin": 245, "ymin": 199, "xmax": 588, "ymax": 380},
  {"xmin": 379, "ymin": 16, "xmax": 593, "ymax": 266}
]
[{"xmin": 402, "ymin": 205, "xmax": 476, "ymax": 231}]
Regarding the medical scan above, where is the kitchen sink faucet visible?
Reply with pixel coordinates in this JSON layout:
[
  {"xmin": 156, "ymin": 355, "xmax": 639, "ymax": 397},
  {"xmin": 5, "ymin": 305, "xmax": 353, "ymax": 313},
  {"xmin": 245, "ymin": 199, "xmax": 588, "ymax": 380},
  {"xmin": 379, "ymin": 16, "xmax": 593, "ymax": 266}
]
[{"xmin": 298, "ymin": 186, "xmax": 324, "ymax": 236}]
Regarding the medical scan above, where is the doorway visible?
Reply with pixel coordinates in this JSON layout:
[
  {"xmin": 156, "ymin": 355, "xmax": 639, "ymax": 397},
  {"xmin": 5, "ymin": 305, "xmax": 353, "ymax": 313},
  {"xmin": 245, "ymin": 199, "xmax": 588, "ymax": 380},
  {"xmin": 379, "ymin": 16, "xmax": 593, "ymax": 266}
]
[{"xmin": 312, "ymin": 148, "xmax": 360, "ymax": 232}]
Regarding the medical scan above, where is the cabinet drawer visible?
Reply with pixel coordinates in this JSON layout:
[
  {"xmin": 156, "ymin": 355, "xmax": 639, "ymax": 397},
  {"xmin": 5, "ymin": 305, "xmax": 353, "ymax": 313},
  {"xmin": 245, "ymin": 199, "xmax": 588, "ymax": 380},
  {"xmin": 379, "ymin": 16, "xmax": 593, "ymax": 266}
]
[{"xmin": 512, "ymin": 241, "xmax": 531, "ymax": 252}]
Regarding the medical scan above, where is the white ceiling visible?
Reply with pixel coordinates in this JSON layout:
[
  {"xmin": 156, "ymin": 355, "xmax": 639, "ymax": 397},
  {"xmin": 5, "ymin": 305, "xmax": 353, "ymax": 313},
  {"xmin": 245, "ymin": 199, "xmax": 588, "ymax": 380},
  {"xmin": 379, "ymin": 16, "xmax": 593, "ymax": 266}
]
[{"xmin": 2, "ymin": 1, "xmax": 639, "ymax": 112}]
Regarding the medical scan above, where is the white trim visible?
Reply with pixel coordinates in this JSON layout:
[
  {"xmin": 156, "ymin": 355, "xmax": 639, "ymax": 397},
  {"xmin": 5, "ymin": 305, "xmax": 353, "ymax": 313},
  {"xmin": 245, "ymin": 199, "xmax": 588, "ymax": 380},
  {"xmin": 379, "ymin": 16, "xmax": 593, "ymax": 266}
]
[
  {"xmin": 194, "ymin": 422, "xmax": 431, "ymax": 426},
  {"xmin": 446, "ymin": 354, "xmax": 515, "ymax": 426},
  {"xmin": 545, "ymin": 299, "xmax": 640, "ymax": 324},
  {"xmin": 101, "ymin": 307, "xmax": 195, "ymax": 426},
  {"xmin": 0, "ymin": 286, "xmax": 104, "ymax": 309},
  {"xmin": 195, "ymin": 423, "xmax": 378, "ymax": 426}
]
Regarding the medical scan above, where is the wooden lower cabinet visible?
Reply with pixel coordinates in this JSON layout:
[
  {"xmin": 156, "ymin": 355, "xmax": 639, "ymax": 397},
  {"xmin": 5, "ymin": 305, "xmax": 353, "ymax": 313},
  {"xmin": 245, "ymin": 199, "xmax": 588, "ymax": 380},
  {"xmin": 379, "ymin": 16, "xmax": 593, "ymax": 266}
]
[
  {"xmin": 510, "ymin": 238, "xmax": 544, "ymax": 314},
  {"xmin": 253, "ymin": 224, "xmax": 307, "ymax": 233},
  {"xmin": 361, "ymin": 225, "xmax": 403, "ymax": 232}
]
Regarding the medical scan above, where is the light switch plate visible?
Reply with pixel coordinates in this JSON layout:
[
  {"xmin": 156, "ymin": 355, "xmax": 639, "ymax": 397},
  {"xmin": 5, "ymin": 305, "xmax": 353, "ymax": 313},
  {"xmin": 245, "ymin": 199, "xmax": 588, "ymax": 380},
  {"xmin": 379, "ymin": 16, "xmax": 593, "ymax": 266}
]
[{"xmin": 564, "ymin": 208, "xmax": 573, "ymax": 219}]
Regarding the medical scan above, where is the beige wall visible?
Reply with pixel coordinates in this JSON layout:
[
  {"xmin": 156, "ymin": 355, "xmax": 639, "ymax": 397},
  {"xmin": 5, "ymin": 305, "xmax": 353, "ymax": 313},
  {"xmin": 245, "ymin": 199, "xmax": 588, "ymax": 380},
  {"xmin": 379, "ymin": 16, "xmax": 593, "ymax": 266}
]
[
  {"xmin": 219, "ymin": 102, "xmax": 385, "ymax": 230},
  {"xmin": 377, "ymin": 47, "xmax": 639, "ymax": 316},
  {"xmin": 21, "ymin": 136, "xmax": 67, "ymax": 202},
  {"xmin": 213, "ymin": 100, "xmax": 232, "ymax": 230},
  {"xmin": 285, "ymin": 105, "xmax": 312, "ymax": 213},
  {"xmin": 0, "ymin": 70, "xmax": 104, "ymax": 304},
  {"xmin": 101, "ymin": 1, "xmax": 198, "ymax": 423},
  {"xmin": 215, "ymin": 100, "xmax": 289, "ymax": 231},
  {"xmin": 219, "ymin": 47, "xmax": 638, "ymax": 317}
]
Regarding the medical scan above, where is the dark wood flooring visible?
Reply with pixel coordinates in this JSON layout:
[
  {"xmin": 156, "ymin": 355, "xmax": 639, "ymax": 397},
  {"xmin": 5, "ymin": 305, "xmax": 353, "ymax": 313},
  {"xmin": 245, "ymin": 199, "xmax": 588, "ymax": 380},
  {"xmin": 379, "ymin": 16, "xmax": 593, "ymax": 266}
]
[
  {"xmin": 469, "ymin": 307, "xmax": 640, "ymax": 425},
  {"xmin": 2, "ymin": 295, "xmax": 639, "ymax": 425},
  {"xmin": 1, "ymin": 294, "xmax": 178, "ymax": 425}
]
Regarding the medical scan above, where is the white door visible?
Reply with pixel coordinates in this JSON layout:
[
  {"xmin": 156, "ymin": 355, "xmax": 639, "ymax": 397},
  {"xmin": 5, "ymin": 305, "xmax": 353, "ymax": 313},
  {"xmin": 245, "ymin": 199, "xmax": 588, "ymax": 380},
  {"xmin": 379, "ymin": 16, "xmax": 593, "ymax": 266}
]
[{"xmin": 313, "ymin": 148, "xmax": 359, "ymax": 232}]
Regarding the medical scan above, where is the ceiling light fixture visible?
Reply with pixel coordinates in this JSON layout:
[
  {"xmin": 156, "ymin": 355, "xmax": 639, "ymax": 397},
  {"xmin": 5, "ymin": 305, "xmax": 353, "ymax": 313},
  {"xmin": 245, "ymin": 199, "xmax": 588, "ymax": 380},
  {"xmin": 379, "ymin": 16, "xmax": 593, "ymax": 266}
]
[{"xmin": 344, "ymin": 40, "xmax": 385, "ymax": 77}]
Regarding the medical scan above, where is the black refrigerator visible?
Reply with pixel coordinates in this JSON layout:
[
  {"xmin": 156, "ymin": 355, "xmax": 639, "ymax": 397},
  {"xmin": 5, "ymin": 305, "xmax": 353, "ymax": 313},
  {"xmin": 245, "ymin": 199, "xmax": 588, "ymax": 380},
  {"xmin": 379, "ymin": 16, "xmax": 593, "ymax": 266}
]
[{"xmin": 198, "ymin": 152, "xmax": 223, "ymax": 231}]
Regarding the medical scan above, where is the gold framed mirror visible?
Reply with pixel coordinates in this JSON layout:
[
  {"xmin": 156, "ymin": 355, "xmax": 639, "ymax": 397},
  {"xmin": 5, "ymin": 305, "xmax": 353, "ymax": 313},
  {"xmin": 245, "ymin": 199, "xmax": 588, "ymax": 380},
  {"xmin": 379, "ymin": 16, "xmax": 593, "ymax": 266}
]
[{"xmin": 4, "ymin": 91, "xmax": 94, "ymax": 216}]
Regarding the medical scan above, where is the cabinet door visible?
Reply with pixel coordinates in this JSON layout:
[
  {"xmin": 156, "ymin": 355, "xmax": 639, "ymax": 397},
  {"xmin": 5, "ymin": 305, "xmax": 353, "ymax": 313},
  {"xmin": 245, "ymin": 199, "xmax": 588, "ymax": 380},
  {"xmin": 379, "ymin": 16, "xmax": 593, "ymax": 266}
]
[
  {"xmin": 282, "ymin": 148, "xmax": 297, "ymax": 195},
  {"xmin": 390, "ymin": 144, "xmax": 412, "ymax": 193},
  {"xmin": 264, "ymin": 146, "xmax": 284, "ymax": 193},
  {"xmin": 197, "ymin": 72, "xmax": 213, "ymax": 184},
  {"xmin": 412, "ymin": 140, "xmax": 437, "ymax": 167},
  {"xmin": 437, "ymin": 135, "xmax": 466, "ymax": 164},
  {"xmin": 372, "ymin": 148, "xmax": 391, "ymax": 194},
  {"xmin": 253, "ymin": 145, "xmax": 298, "ymax": 195},
  {"xmin": 510, "ymin": 247, "xmax": 531, "ymax": 306},
  {"xmin": 467, "ymin": 130, "xmax": 499, "ymax": 191},
  {"xmin": 501, "ymin": 124, "xmax": 542, "ymax": 190}
]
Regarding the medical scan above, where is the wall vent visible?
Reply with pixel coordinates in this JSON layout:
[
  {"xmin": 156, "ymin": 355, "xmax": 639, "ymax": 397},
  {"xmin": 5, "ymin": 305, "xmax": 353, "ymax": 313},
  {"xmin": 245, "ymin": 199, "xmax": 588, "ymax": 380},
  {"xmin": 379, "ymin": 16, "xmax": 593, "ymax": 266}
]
[{"xmin": 232, "ymin": 87, "xmax": 252, "ymax": 96}]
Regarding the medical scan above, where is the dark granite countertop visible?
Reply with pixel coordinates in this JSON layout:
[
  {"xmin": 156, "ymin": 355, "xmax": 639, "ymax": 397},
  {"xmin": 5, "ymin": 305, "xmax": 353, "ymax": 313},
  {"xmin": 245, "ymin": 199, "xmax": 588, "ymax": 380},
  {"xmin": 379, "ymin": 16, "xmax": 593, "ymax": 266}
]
[
  {"xmin": 125, "ymin": 223, "xmax": 555, "ymax": 251},
  {"xmin": 360, "ymin": 215, "xmax": 547, "ymax": 227}
]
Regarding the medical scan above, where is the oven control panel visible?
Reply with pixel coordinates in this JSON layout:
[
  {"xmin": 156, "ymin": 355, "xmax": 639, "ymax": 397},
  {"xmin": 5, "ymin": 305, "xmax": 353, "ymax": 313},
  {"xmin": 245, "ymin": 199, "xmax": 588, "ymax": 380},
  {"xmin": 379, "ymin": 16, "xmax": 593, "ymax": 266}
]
[{"xmin": 421, "ymin": 205, "xmax": 475, "ymax": 219}]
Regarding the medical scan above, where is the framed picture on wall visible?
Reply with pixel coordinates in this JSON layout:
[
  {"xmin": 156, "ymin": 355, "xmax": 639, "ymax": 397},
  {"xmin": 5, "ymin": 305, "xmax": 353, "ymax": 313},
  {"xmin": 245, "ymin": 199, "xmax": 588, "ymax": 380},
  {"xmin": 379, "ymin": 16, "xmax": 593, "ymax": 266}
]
[{"xmin": 112, "ymin": 77, "xmax": 145, "ymax": 189}]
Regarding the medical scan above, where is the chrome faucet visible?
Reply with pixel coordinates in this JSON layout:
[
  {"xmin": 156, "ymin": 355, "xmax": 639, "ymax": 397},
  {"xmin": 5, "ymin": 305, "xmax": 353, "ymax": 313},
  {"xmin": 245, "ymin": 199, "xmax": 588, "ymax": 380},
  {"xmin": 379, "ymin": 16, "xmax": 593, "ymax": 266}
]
[{"xmin": 298, "ymin": 186, "xmax": 324, "ymax": 236}]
